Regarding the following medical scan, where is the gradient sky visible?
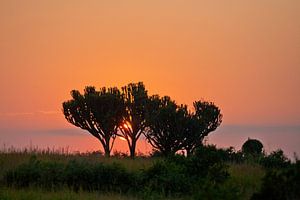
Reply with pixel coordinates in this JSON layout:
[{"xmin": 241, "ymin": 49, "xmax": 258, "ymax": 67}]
[{"xmin": 0, "ymin": 1, "xmax": 299, "ymax": 156}]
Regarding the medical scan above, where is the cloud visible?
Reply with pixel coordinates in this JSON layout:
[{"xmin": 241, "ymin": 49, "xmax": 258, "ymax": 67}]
[
  {"xmin": 0, "ymin": 110, "xmax": 61, "ymax": 117},
  {"xmin": 37, "ymin": 110, "xmax": 61, "ymax": 115},
  {"xmin": 0, "ymin": 112, "xmax": 34, "ymax": 117},
  {"xmin": 215, "ymin": 125, "xmax": 300, "ymax": 134}
]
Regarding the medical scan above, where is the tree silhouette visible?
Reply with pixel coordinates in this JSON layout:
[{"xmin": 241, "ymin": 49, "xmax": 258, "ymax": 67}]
[
  {"xmin": 183, "ymin": 101, "xmax": 222, "ymax": 156},
  {"xmin": 242, "ymin": 138, "xmax": 264, "ymax": 156},
  {"xmin": 117, "ymin": 82, "xmax": 148, "ymax": 159},
  {"xmin": 145, "ymin": 95, "xmax": 188, "ymax": 156},
  {"xmin": 62, "ymin": 86, "xmax": 125, "ymax": 157}
]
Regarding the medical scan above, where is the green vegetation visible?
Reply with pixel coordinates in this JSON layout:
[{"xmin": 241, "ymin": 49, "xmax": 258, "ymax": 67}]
[
  {"xmin": 2, "ymin": 144, "xmax": 294, "ymax": 200},
  {"xmin": 0, "ymin": 187, "xmax": 141, "ymax": 200}
]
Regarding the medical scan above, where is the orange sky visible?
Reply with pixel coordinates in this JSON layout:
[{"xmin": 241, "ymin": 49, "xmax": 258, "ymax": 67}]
[{"xmin": 0, "ymin": 1, "xmax": 299, "ymax": 155}]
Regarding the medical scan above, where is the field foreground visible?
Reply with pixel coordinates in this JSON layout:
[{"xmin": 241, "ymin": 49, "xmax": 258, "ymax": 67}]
[{"xmin": 0, "ymin": 151, "xmax": 267, "ymax": 200}]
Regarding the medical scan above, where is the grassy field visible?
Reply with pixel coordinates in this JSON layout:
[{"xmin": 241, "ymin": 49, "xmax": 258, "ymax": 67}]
[{"xmin": 0, "ymin": 151, "xmax": 265, "ymax": 200}]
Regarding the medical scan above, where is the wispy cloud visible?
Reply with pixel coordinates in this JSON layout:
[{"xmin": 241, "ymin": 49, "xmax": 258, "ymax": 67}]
[
  {"xmin": 37, "ymin": 110, "xmax": 61, "ymax": 115},
  {"xmin": 0, "ymin": 110, "xmax": 61, "ymax": 117},
  {"xmin": 0, "ymin": 112, "xmax": 34, "ymax": 117}
]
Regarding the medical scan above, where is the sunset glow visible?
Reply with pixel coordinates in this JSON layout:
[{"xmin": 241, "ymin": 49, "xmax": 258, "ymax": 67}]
[
  {"xmin": 122, "ymin": 122, "xmax": 132, "ymax": 131},
  {"xmin": 118, "ymin": 136, "xmax": 127, "ymax": 142},
  {"xmin": 0, "ymin": 0, "xmax": 299, "ymax": 157}
]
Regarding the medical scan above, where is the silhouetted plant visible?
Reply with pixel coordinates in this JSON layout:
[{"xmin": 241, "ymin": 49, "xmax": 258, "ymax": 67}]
[
  {"xmin": 142, "ymin": 146, "xmax": 230, "ymax": 197},
  {"xmin": 186, "ymin": 145, "xmax": 229, "ymax": 181},
  {"xmin": 145, "ymin": 96, "xmax": 222, "ymax": 157},
  {"xmin": 145, "ymin": 96, "xmax": 188, "ymax": 157},
  {"xmin": 183, "ymin": 101, "xmax": 222, "ymax": 156},
  {"xmin": 62, "ymin": 86, "xmax": 125, "ymax": 157},
  {"xmin": 242, "ymin": 138, "xmax": 264, "ymax": 157},
  {"xmin": 142, "ymin": 160, "xmax": 190, "ymax": 196},
  {"xmin": 260, "ymin": 149, "xmax": 291, "ymax": 169},
  {"xmin": 5, "ymin": 156, "xmax": 65, "ymax": 189},
  {"xmin": 251, "ymin": 160, "xmax": 300, "ymax": 200},
  {"xmin": 117, "ymin": 82, "xmax": 149, "ymax": 159}
]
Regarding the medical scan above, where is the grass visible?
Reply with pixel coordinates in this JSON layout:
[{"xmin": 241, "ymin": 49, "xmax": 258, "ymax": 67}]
[
  {"xmin": 228, "ymin": 163, "xmax": 265, "ymax": 199},
  {"xmin": 0, "ymin": 187, "xmax": 189, "ymax": 200},
  {"xmin": 0, "ymin": 151, "xmax": 157, "ymax": 179},
  {"xmin": 0, "ymin": 187, "xmax": 140, "ymax": 200},
  {"xmin": 0, "ymin": 150, "xmax": 265, "ymax": 200}
]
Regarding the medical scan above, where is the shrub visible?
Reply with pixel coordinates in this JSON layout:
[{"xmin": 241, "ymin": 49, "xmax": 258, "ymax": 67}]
[
  {"xmin": 142, "ymin": 159, "xmax": 190, "ymax": 196},
  {"xmin": 186, "ymin": 145, "xmax": 229, "ymax": 182},
  {"xmin": 242, "ymin": 138, "xmax": 263, "ymax": 156},
  {"xmin": 4, "ymin": 158, "xmax": 135, "ymax": 193},
  {"xmin": 260, "ymin": 149, "xmax": 290, "ymax": 169},
  {"xmin": 91, "ymin": 162, "xmax": 134, "ymax": 192},
  {"xmin": 251, "ymin": 160, "xmax": 300, "ymax": 200},
  {"xmin": 64, "ymin": 160, "xmax": 94, "ymax": 191},
  {"xmin": 5, "ymin": 156, "xmax": 64, "ymax": 189}
]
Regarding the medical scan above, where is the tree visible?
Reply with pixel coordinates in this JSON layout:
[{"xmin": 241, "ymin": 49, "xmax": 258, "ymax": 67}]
[
  {"xmin": 145, "ymin": 95, "xmax": 188, "ymax": 156},
  {"xmin": 62, "ymin": 86, "xmax": 125, "ymax": 157},
  {"xmin": 183, "ymin": 101, "xmax": 222, "ymax": 156},
  {"xmin": 242, "ymin": 138, "xmax": 264, "ymax": 156},
  {"xmin": 117, "ymin": 82, "xmax": 148, "ymax": 158}
]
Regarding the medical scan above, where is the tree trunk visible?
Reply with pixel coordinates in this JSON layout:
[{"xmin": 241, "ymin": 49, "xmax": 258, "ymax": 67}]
[
  {"xmin": 104, "ymin": 145, "xmax": 110, "ymax": 157},
  {"xmin": 129, "ymin": 139, "xmax": 136, "ymax": 159},
  {"xmin": 186, "ymin": 149, "xmax": 192, "ymax": 157},
  {"xmin": 103, "ymin": 138, "xmax": 111, "ymax": 157}
]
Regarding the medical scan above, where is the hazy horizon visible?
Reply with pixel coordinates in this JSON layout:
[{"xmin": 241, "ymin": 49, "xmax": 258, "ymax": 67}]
[{"xmin": 1, "ymin": 124, "xmax": 299, "ymax": 159}]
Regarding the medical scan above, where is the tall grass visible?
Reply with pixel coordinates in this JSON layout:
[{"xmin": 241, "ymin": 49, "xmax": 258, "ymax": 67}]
[
  {"xmin": 228, "ymin": 163, "xmax": 265, "ymax": 199},
  {"xmin": 0, "ymin": 187, "xmax": 141, "ymax": 200},
  {"xmin": 0, "ymin": 147, "xmax": 266, "ymax": 200}
]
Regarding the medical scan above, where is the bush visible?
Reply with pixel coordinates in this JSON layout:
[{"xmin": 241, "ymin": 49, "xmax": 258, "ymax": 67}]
[
  {"xmin": 142, "ymin": 148, "xmax": 231, "ymax": 197},
  {"xmin": 4, "ymin": 157, "xmax": 135, "ymax": 193},
  {"xmin": 3, "ymin": 148, "xmax": 236, "ymax": 198},
  {"xmin": 64, "ymin": 160, "xmax": 94, "ymax": 191},
  {"xmin": 5, "ymin": 156, "xmax": 64, "ymax": 189},
  {"xmin": 142, "ymin": 159, "xmax": 190, "ymax": 196},
  {"xmin": 186, "ymin": 145, "xmax": 229, "ymax": 182},
  {"xmin": 260, "ymin": 149, "xmax": 290, "ymax": 169},
  {"xmin": 242, "ymin": 139, "xmax": 264, "ymax": 156},
  {"xmin": 91, "ymin": 162, "xmax": 135, "ymax": 192},
  {"xmin": 251, "ymin": 160, "xmax": 300, "ymax": 200}
]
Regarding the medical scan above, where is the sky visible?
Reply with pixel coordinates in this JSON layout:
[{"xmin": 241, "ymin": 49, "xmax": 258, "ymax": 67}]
[{"xmin": 0, "ymin": 1, "xmax": 299, "ymax": 157}]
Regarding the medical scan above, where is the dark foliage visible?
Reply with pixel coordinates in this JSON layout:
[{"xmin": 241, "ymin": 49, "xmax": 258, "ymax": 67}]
[
  {"xmin": 186, "ymin": 145, "xmax": 229, "ymax": 181},
  {"xmin": 142, "ymin": 159, "xmax": 191, "ymax": 196},
  {"xmin": 4, "ymin": 148, "xmax": 234, "ymax": 198},
  {"xmin": 251, "ymin": 160, "xmax": 300, "ymax": 200},
  {"xmin": 260, "ymin": 149, "xmax": 291, "ymax": 169},
  {"xmin": 242, "ymin": 138, "xmax": 264, "ymax": 156},
  {"xmin": 145, "ymin": 96, "xmax": 188, "ymax": 156},
  {"xmin": 5, "ymin": 157, "xmax": 135, "ymax": 193},
  {"xmin": 62, "ymin": 87, "xmax": 125, "ymax": 157},
  {"xmin": 63, "ymin": 82, "xmax": 222, "ymax": 159},
  {"xmin": 141, "ymin": 145, "xmax": 231, "ymax": 197},
  {"xmin": 184, "ymin": 101, "xmax": 222, "ymax": 156},
  {"xmin": 145, "ymin": 96, "xmax": 222, "ymax": 157},
  {"xmin": 117, "ymin": 82, "xmax": 149, "ymax": 159},
  {"xmin": 5, "ymin": 156, "xmax": 64, "ymax": 189}
]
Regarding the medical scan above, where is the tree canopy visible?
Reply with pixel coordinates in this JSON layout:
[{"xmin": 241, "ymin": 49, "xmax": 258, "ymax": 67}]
[
  {"xmin": 242, "ymin": 138, "xmax": 264, "ymax": 156},
  {"xmin": 145, "ymin": 96, "xmax": 222, "ymax": 156},
  {"xmin": 117, "ymin": 82, "xmax": 148, "ymax": 158},
  {"xmin": 62, "ymin": 86, "xmax": 125, "ymax": 157},
  {"xmin": 183, "ymin": 101, "xmax": 222, "ymax": 156},
  {"xmin": 62, "ymin": 82, "xmax": 222, "ymax": 158},
  {"xmin": 145, "ymin": 95, "xmax": 188, "ymax": 156}
]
